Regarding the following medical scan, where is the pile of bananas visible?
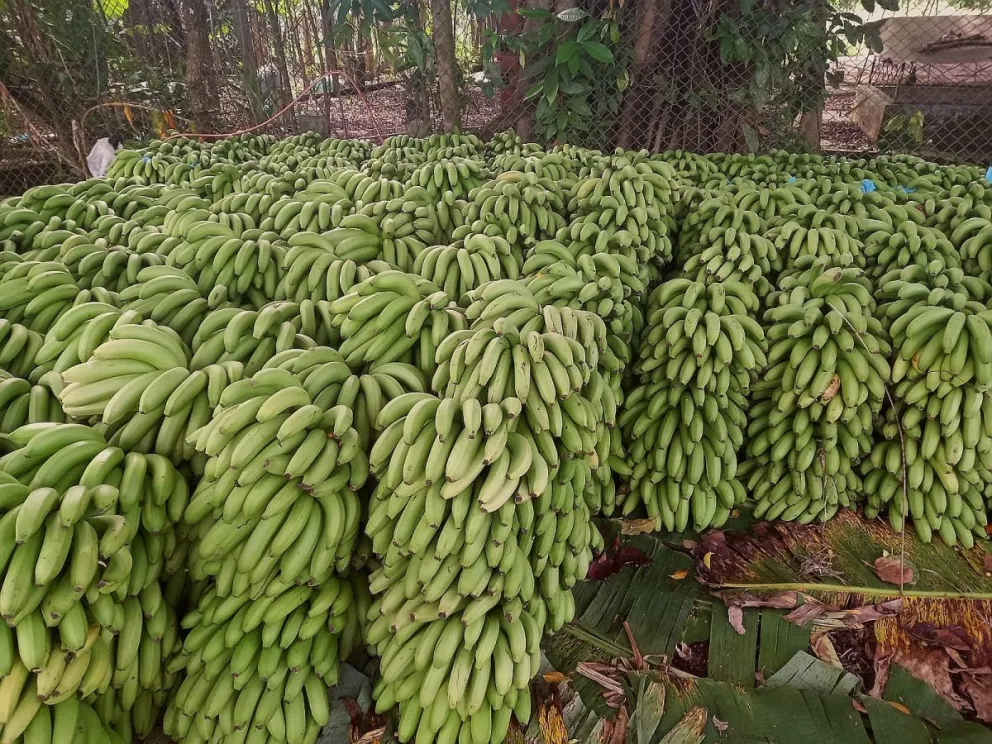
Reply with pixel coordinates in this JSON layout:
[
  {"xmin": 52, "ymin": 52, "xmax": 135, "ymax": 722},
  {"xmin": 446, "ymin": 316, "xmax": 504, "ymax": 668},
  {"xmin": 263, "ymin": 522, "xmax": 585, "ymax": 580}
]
[
  {"xmin": 743, "ymin": 255, "xmax": 890, "ymax": 522},
  {"xmin": 5, "ymin": 129, "xmax": 992, "ymax": 744}
]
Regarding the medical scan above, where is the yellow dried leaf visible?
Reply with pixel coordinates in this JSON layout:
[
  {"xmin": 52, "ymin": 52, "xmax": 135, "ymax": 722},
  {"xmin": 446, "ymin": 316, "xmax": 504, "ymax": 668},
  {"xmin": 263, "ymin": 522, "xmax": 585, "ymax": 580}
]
[
  {"xmin": 888, "ymin": 701, "xmax": 912, "ymax": 715},
  {"xmin": 543, "ymin": 671, "xmax": 567, "ymax": 684},
  {"xmin": 703, "ymin": 552, "xmax": 713, "ymax": 569},
  {"xmin": 670, "ymin": 569, "xmax": 689, "ymax": 580}
]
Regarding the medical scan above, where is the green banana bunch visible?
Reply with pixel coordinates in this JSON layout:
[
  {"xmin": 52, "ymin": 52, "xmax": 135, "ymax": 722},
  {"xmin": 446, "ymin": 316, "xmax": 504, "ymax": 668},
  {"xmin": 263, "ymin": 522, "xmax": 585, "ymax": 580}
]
[
  {"xmin": 487, "ymin": 130, "xmax": 545, "ymax": 158},
  {"xmin": 522, "ymin": 240, "xmax": 644, "ymax": 326},
  {"xmin": 364, "ymin": 389, "xmax": 600, "ymax": 740},
  {"xmin": 0, "ymin": 422, "xmax": 187, "ymax": 561},
  {"xmin": 163, "ymin": 574, "xmax": 367, "ymax": 744},
  {"xmin": 368, "ymin": 604, "xmax": 538, "ymax": 744},
  {"xmin": 730, "ymin": 185, "xmax": 814, "ymax": 222},
  {"xmin": 117, "ymin": 265, "xmax": 214, "ymax": 346},
  {"xmin": 321, "ymin": 270, "xmax": 467, "ymax": 374},
  {"xmin": 163, "ymin": 221, "xmax": 286, "ymax": 307},
  {"xmin": 0, "ymin": 371, "xmax": 66, "ymax": 434},
  {"xmin": 0, "ymin": 263, "xmax": 83, "ymax": 336},
  {"xmin": 292, "ymin": 168, "xmax": 404, "ymax": 208},
  {"xmin": 355, "ymin": 189, "xmax": 441, "ymax": 270},
  {"xmin": 764, "ymin": 223, "xmax": 865, "ymax": 267},
  {"xmin": 0, "ymin": 320, "xmax": 45, "ymax": 381},
  {"xmin": 61, "ymin": 328, "xmax": 245, "ymax": 463},
  {"xmin": 743, "ymin": 255, "xmax": 890, "ymax": 523},
  {"xmin": 681, "ymin": 217, "xmax": 778, "ymax": 295},
  {"xmin": 621, "ymin": 278, "xmax": 763, "ymax": 529},
  {"xmin": 55, "ymin": 239, "xmax": 164, "ymax": 295},
  {"xmin": 34, "ymin": 304, "xmax": 136, "ymax": 379},
  {"xmin": 0, "ymin": 206, "xmax": 49, "ymax": 252},
  {"xmin": 862, "ymin": 409, "xmax": 989, "ymax": 547},
  {"xmin": 60, "ymin": 320, "xmax": 190, "ymax": 415},
  {"xmin": 488, "ymin": 153, "xmax": 575, "ymax": 190},
  {"xmin": 862, "ymin": 221, "xmax": 959, "ymax": 280},
  {"xmin": 184, "ymin": 369, "xmax": 367, "ymax": 590},
  {"xmin": 929, "ymin": 199, "xmax": 992, "ymax": 237},
  {"xmin": 461, "ymin": 171, "xmax": 567, "ymax": 252},
  {"xmin": 879, "ymin": 269, "xmax": 992, "ymax": 389},
  {"xmin": 260, "ymin": 346, "xmax": 426, "ymax": 448},
  {"xmin": 364, "ymin": 146, "xmax": 427, "ymax": 181},
  {"xmin": 189, "ymin": 302, "xmax": 324, "ymax": 376},
  {"xmin": 563, "ymin": 165, "xmax": 674, "ymax": 268},
  {"xmin": 409, "ymin": 157, "xmax": 488, "ymax": 203},
  {"xmin": 276, "ymin": 249, "xmax": 389, "ymax": 305},
  {"xmin": 0, "ymin": 674, "xmax": 125, "ymax": 744},
  {"xmin": 414, "ymin": 234, "xmax": 521, "ymax": 302}
]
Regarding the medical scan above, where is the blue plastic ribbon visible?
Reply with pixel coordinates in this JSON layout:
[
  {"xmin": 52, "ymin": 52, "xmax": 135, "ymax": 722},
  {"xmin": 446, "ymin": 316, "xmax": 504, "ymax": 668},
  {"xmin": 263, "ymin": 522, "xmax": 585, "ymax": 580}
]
[
  {"xmin": 787, "ymin": 176, "xmax": 797, "ymax": 183},
  {"xmin": 860, "ymin": 179, "xmax": 876, "ymax": 194},
  {"xmin": 900, "ymin": 185, "xmax": 917, "ymax": 194},
  {"xmin": 986, "ymin": 165, "xmax": 992, "ymax": 184},
  {"xmin": 141, "ymin": 155, "xmax": 151, "ymax": 162}
]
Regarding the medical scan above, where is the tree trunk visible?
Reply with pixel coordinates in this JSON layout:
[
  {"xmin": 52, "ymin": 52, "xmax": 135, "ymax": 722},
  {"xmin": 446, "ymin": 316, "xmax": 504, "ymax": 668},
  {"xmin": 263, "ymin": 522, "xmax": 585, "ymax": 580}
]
[
  {"xmin": 799, "ymin": 104, "xmax": 823, "ymax": 153},
  {"xmin": 321, "ymin": 0, "xmax": 346, "ymax": 135},
  {"xmin": 430, "ymin": 0, "xmax": 461, "ymax": 131},
  {"xmin": 618, "ymin": 0, "xmax": 662, "ymax": 148},
  {"xmin": 262, "ymin": 0, "xmax": 298, "ymax": 129},
  {"xmin": 232, "ymin": 0, "xmax": 265, "ymax": 123},
  {"xmin": 513, "ymin": 0, "xmax": 551, "ymax": 140},
  {"xmin": 176, "ymin": 0, "xmax": 216, "ymax": 131},
  {"xmin": 405, "ymin": 0, "xmax": 431, "ymax": 135}
]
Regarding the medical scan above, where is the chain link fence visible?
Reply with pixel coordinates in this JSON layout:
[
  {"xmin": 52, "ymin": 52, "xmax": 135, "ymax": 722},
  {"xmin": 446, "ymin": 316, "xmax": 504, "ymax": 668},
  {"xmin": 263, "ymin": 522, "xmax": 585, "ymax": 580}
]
[{"xmin": 2, "ymin": 0, "xmax": 991, "ymax": 192}]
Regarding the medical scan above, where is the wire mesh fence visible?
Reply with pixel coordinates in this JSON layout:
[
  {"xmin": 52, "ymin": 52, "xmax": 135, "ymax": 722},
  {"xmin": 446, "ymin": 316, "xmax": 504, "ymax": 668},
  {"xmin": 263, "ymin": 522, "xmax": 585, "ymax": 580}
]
[{"xmin": 1, "ymin": 0, "xmax": 991, "ymax": 192}]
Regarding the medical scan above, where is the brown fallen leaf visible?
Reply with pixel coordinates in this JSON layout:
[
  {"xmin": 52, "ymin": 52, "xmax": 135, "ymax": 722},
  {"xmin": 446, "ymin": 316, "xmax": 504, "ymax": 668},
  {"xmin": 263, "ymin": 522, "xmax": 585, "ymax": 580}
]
[
  {"xmin": 821, "ymin": 374, "xmax": 841, "ymax": 402},
  {"xmin": 682, "ymin": 539, "xmax": 698, "ymax": 550},
  {"xmin": 907, "ymin": 622, "xmax": 971, "ymax": 652},
  {"xmin": 712, "ymin": 716, "xmax": 728, "ymax": 732},
  {"xmin": 670, "ymin": 569, "xmax": 689, "ymax": 580},
  {"xmin": 891, "ymin": 646, "xmax": 970, "ymax": 711},
  {"xmin": 874, "ymin": 555, "xmax": 914, "ymax": 586},
  {"xmin": 543, "ymin": 671, "xmax": 567, "ymax": 684},
  {"xmin": 812, "ymin": 632, "xmax": 843, "ymax": 670},
  {"xmin": 963, "ymin": 676, "xmax": 992, "ymax": 723},
  {"xmin": 984, "ymin": 554, "xmax": 992, "ymax": 575},
  {"xmin": 737, "ymin": 591, "xmax": 799, "ymax": 609},
  {"xmin": 785, "ymin": 600, "xmax": 828, "ymax": 626},
  {"xmin": 870, "ymin": 652, "xmax": 893, "ymax": 698},
  {"xmin": 728, "ymin": 606, "xmax": 746, "ymax": 636},
  {"xmin": 843, "ymin": 598, "xmax": 903, "ymax": 626},
  {"xmin": 621, "ymin": 518, "xmax": 660, "ymax": 535},
  {"xmin": 600, "ymin": 704, "xmax": 629, "ymax": 744}
]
